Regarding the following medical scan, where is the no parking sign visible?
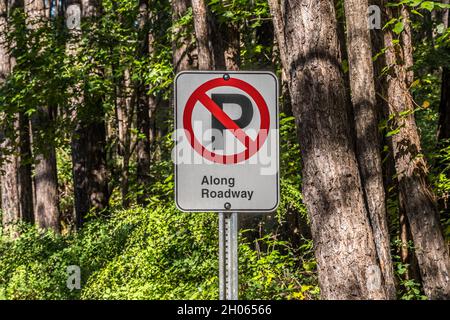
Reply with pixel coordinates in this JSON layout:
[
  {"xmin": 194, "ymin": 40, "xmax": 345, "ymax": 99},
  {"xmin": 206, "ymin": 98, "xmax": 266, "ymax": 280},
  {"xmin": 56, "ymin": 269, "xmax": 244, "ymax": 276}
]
[{"xmin": 174, "ymin": 71, "xmax": 279, "ymax": 212}]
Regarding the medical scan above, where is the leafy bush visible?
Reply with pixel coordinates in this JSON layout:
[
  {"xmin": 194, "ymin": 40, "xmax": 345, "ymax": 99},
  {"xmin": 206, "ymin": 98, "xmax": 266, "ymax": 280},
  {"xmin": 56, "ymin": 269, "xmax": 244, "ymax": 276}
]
[{"xmin": 0, "ymin": 201, "xmax": 318, "ymax": 300}]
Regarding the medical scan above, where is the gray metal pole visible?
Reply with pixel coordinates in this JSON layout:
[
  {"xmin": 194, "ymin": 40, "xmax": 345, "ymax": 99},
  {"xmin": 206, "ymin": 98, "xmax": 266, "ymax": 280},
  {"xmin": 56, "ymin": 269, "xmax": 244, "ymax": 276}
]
[{"xmin": 219, "ymin": 212, "xmax": 239, "ymax": 300}]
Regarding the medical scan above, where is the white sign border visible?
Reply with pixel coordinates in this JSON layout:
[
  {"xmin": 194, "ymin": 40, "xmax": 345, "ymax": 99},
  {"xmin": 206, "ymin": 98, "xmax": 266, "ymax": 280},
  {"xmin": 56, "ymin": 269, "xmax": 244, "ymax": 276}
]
[{"xmin": 174, "ymin": 70, "xmax": 280, "ymax": 213}]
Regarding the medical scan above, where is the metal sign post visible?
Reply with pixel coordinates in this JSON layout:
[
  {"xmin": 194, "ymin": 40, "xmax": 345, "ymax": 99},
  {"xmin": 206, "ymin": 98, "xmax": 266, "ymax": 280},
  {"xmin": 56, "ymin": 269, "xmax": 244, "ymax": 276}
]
[
  {"xmin": 219, "ymin": 212, "xmax": 238, "ymax": 300},
  {"xmin": 174, "ymin": 71, "xmax": 279, "ymax": 301}
]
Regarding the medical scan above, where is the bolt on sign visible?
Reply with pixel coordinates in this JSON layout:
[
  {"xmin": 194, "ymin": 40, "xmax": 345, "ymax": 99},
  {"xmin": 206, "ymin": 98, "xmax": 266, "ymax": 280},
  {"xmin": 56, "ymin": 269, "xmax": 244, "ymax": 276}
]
[{"xmin": 174, "ymin": 71, "xmax": 279, "ymax": 212}]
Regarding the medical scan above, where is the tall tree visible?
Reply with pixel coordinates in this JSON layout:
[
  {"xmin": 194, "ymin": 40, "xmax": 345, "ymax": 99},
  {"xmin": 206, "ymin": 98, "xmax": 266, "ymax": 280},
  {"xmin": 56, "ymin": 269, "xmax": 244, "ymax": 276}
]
[
  {"xmin": 343, "ymin": 0, "xmax": 396, "ymax": 298},
  {"xmin": 116, "ymin": 66, "xmax": 133, "ymax": 208},
  {"xmin": 135, "ymin": 0, "xmax": 152, "ymax": 205},
  {"xmin": 223, "ymin": 21, "xmax": 239, "ymax": 70},
  {"xmin": 68, "ymin": 0, "xmax": 109, "ymax": 227},
  {"xmin": 191, "ymin": 0, "xmax": 224, "ymax": 70},
  {"xmin": 382, "ymin": 2, "xmax": 450, "ymax": 299},
  {"xmin": 191, "ymin": 0, "xmax": 213, "ymax": 69},
  {"xmin": 14, "ymin": 0, "xmax": 34, "ymax": 229},
  {"xmin": 24, "ymin": 0, "xmax": 60, "ymax": 233},
  {"xmin": 268, "ymin": 0, "xmax": 388, "ymax": 299},
  {"xmin": 438, "ymin": 1, "xmax": 450, "ymax": 141},
  {"xmin": 172, "ymin": 0, "xmax": 195, "ymax": 72},
  {"xmin": 0, "ymin": 0, "xmax": 19, "ymax": 232},
  {"xmin": 1, "ymin": 0, "xmax": 34, "ymax": 234}
]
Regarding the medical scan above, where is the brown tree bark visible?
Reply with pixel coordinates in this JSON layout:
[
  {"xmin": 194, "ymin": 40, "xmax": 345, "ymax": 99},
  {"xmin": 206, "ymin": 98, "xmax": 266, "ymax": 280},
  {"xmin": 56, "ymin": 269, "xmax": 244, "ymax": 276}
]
[
  {"xmin": 136, "ymin": 0, "xmax": 151, "ymax": 205},
  {"xmin": 0, "ymin": 0, "xmax": 19, "ymax": 233},
  {"xmin": 268, "ymin": 0, "xmax": 293, "ymax": 118},
  {"xmin": 69, "ymin": 0, "xmax": 109, "ymax": 227},
  {"xmin": 223, "ymin": 22, "xmax": 240, "ymax": 71},
  {"xmin": 444, "ymin": 0, "xmax": 449, "ymax": 30},
  {"xmin": 269, "ymin": 0, "xmax": 388, "ymax": 299},
  {"xmin": 17, "ymin": 112, "xmax": 34, "ymax": 223},
  {"xmin": 382, "ymin": 2, "xmax": 450, "ymax": 299},
  {"xmin": 30, "ymin": 106, "xmax": 59, "ymax": 232},
  {"xmin": 172, "ymin": 0, "xmax": 195, "ymax": 72},
  {"xmin": 116, "ymin": 68, "xmax": 133, "ymax": 208},
  {"xmin": 191, "ymin": 0, "xmax": 213, "ymax": 69},
  {"xmin": 1, "ymin": 0, "xmax": 34, "ymax": 235},
  {"xmin": 440, "ymin": 68, "xmax": 450, "ymax": 141},
  {"xmin": 344, "ymin": 0, "xmax": 396, "ymax": 299},
  {"xmin": 191, "ymin": 0, "xmax": 224, "ymax": 70},
  {"xmin": 24, "ymin": 0, "xmax": 60, "ymax": 233},
  {"xmin": 439, "ymin": 3, "xmax": 449, "ymax": 141}
]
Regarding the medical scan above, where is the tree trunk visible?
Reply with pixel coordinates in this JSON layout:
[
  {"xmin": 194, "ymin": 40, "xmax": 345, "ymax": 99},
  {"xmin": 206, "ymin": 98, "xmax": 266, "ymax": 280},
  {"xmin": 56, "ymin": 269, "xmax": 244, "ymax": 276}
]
[
  {"xmin": 0, "ymin": 3, "xmax": 20, "ymax": 232},
  {"xmin": 1, "ymin": 0, "xmax": 34, "ymax": 235},
  {"xmin": 444, "ymin": 0, "xmax": 449, "ymax": 30},
  {"xmin": 135, "ymin": 0, "xmax": 151, "ymax": 205},
  {"xmin": 269, "ymin": 0, "xmax": 388, "ymax": 299},
  {"xmin": 344, "ymin": 0, "xmax": 396, "ymax": 299},
  {"xmin": 25, "ymin": 0, "xmax": 60, "ymax": 233},
  {"xmin": 269, "ymin": 0, "xmax": 292, "ymax": 117},
  {"xmin": 117, "ymin": 68, "xmax": 133, "ymax": 208},
  {"xmin": 382, "ymin": 2, "xmax": 450, "ymax": 299},
  {"xmin": 30, "ymin": 107, "xmax": 60, "ymax": 232},
  {"xmin": 223, "ymin": 23, "xmax": 240, "ymax": 71},
  {"xmin": 17, "ymin": 112, "xmax": 34, "ymax": 224},
  {"xmin": 191, "ymin": 0, "xmax": 224, "ymax": 70},
  {"xmin": 68, "ymin": 0, "xmax": 109, "ymax": 227},
  {"xmin": 439, "ymin": 67, "xmax": 450, "ymax": 141},
  {"xmin": 172, "ymin": 0, "xmax": 195, "ymax": 72},
  {"xmin": 191, "ymin": 0, "xmax": 213, "ymax": 69},
  {"xmin": 439, "ymin": 2, "xmax": 449, "ymax": 141}
]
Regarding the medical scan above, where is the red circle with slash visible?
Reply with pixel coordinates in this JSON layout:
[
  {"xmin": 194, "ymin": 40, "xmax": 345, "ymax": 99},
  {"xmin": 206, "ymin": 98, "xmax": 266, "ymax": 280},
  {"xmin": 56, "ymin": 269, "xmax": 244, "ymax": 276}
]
[{"xmin": 183, "ymin": 77, "xmax": 270, "ymax": 164}]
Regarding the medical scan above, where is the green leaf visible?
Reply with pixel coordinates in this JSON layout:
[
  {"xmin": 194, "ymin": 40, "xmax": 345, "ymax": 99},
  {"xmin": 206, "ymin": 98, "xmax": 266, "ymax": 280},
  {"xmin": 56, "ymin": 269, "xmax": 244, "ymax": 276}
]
[
  {"xmin": 393, "ymin": 21, "xmax": 405, "ymax": 34},
  {"xmin": 435, "ymin": 3, "xmax": 450, "ymax": 9},
  {"xmin": 420, "ymin": 1, "xmax": 435, "ymax": 12},
  {"xmin": 411, "ymin": 9, "xmax": 423, "ymax": 17},
  {"xmin": 386, "ymin": 128, "xmax": 401, "ymax": 137},
  {"xmin": 409, "ymin": 0, "xmax": 423, "ymax": 6}
]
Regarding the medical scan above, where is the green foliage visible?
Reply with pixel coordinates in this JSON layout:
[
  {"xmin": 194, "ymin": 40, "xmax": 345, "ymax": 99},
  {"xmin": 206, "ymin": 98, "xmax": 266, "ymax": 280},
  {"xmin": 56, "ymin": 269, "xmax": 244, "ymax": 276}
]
[
  {"xmin": 209, "ymin": 0, "xmax": 273, "ymax": 68},
  {"xmin": 0, "ymin": 204, "xmax": 317, "ymax": 300}
]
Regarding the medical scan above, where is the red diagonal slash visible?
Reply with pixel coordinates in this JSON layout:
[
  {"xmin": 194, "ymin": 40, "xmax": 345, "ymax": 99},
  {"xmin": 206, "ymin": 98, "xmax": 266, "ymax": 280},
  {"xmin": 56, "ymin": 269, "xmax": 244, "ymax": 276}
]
[{"xmin": 197, "ymin": 93, "xmax": 255, "ymax": 149}]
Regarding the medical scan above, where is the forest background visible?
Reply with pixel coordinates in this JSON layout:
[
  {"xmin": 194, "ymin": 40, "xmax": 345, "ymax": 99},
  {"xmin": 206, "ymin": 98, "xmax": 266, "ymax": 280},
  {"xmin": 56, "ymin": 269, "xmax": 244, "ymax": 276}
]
[{"xmin": 0, "ymin": 0, "xmax": 450, "ymax": 300}]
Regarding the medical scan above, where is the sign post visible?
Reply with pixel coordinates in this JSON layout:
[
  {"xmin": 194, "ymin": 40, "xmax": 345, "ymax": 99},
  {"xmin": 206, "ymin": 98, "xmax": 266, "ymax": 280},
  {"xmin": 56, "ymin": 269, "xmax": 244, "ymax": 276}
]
[
  {"xmin": 174, "ymin": 71, "xmax": 279, "ymax": 300},
  {"xmin": 218, "ymin": 212, "xmax": 238, "ymax": 300}
]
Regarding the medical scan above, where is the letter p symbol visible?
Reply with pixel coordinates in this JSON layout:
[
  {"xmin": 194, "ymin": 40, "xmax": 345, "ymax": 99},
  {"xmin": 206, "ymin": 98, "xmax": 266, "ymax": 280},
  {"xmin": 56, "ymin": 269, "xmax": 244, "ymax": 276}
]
[{"xmin": 211, "ymin": 94, "xmax": 253, "ymax": 151}]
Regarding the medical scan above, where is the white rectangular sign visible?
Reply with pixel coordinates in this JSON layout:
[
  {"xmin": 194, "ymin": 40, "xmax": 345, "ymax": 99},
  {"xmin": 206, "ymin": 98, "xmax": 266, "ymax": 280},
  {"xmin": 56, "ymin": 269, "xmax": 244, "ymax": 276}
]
[{"xmin": 174, "ymin": 71, "xmax": 279, "ymax": 212}]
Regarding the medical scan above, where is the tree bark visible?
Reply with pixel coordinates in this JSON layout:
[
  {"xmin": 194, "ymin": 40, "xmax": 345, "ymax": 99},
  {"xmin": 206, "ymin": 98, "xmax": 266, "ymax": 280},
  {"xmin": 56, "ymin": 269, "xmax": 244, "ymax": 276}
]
[
  {"xmin": 382, "ymin": 2, "xmax": 450, "ymax": 299},
  {"xmin": 1, "ymin": 0, "xmax": 34, "ymax": 235},
  {"xmin": 135, "ymin": 0, "xmax": 151, "ymax": 205},
  {"xmin": 269, "ymin": 0, "xmax": 388, "ymax": 299},
  {"xmin": 439, "ymin": 3, "xmax": 449, "ymax": 141},
  {"xmin": 172, "ymin": 0, "xmax": 195, "ymax": 72},
  {"xmin": 268, "ymin": 0, "xmax": 293, "ymax": 118},
  {"xmin": 116, "ymin": 67, "xmax": 133, "ymax": 208},
  {"xmin": 17, "ymin": 112, "xmax": 34, "ymax": 224},
  {"xmin": 439, "ymin": 67, "xmax": 450, "ymax": 141},
  {"xmin": 344, "ymin": 0, "xmax": 396, "ymax": 299},
  {"xmin": 444, "ymin": 0, "xmax": 449, "ymax": 30},
  {"xmin": 25, "ymin": 0, "xmax": 60, "ymax": 233},
  {"xmin": 191, "ymin": 0, "xmax": 224, "ymax": 70},
  {"xmin": 0, "ymin": 0, "xmax": 19, "ymax": 229},
  {"xmin": 223, "ymin": 22, "xmax": 240, "ymax": 70},
  {"xmin": 191, "ymin": 0, "xmax": 213, "ymax": 70},
  {"xmin": 30, "ymin": 107, "xmax": 60, "ymax": 232},
  {"xmin": 68, "ymin": 0, "xmax": 109, "ymax": 227}
]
